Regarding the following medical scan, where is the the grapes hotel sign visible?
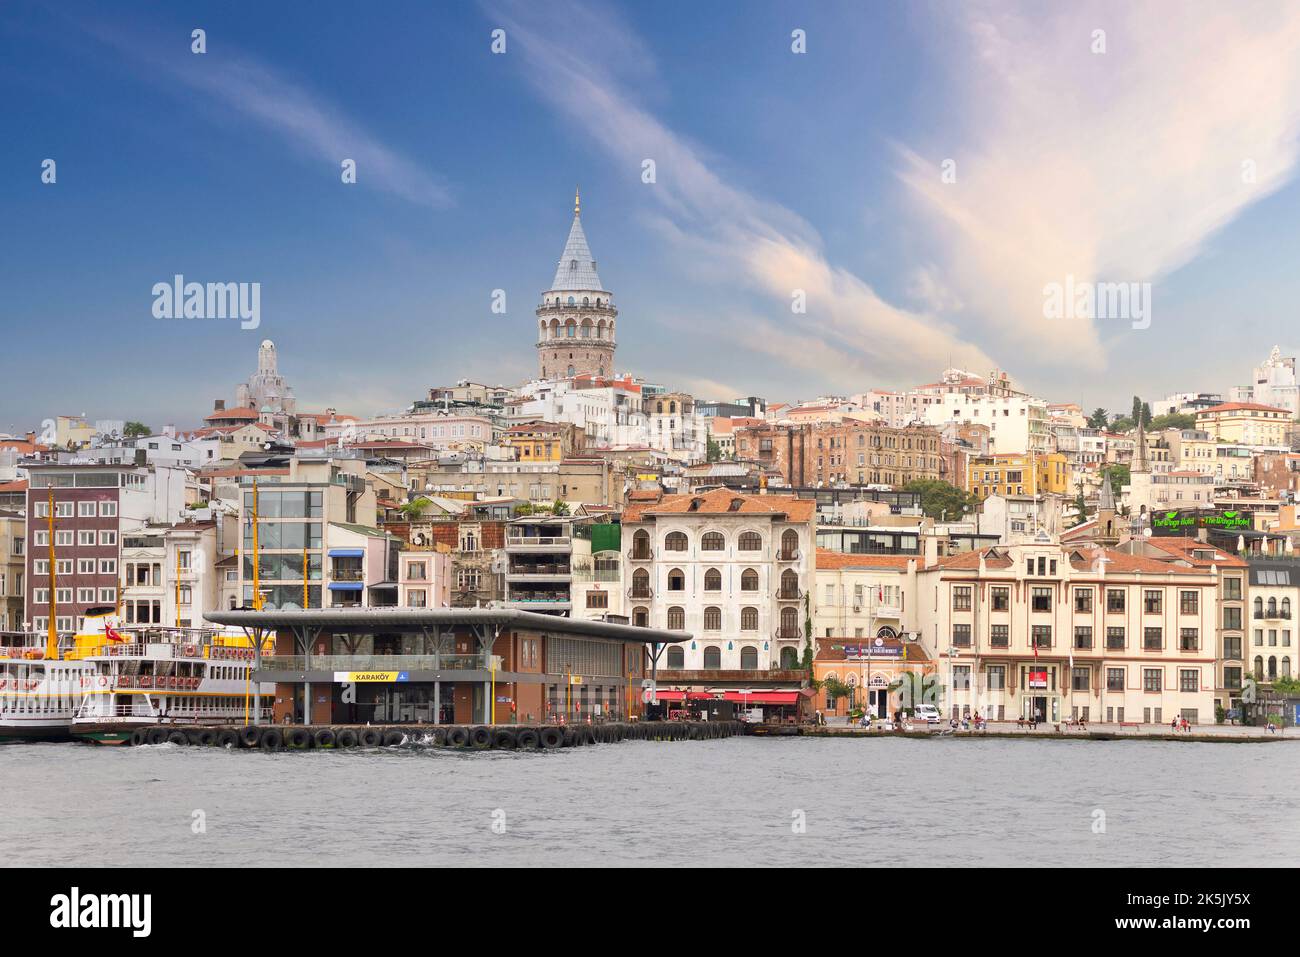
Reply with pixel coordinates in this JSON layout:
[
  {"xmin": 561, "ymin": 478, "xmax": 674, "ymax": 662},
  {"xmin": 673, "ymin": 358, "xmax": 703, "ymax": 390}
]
[{"xmin": 1150, "ymin": 509, "xmax": 1253, "ymax": 535}]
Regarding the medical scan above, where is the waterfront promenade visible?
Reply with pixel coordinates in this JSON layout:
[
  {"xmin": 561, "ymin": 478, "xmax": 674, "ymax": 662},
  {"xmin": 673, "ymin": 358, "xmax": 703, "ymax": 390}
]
[{"xmin": 808, "ymin": 717, "xmax": 1297, "ymax": 743}]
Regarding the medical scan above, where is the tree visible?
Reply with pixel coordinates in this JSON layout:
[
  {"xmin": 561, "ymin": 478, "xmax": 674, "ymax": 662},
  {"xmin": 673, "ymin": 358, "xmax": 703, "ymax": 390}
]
[
  {"xmin": 822, "ymin": 675, "xmax": 854, "ymax": 704},
  {"xmin": 123, "ymin": 421, "xmax": 151, "ymax": 438},
  {"xmin": 398, "ymin": 496, "xmax": 432, "ymax": 518},
  {"xmin": 1109, "ymin": 415, "xmax": 1135, "ymax": 433},
  {"xmin": 1130, "ymin": 395, "xmax": 1143, "ymax": 424},
  {"xmin": 706, "ymin": 437, "xmax": 723, "ymax": 463},
  {"xmin": 1140, "ymin": 402, "xmax": 1152, "ymax": 428},
  {"xmin": 1149, "ymin": 412, "xmax": 1195, "ymax": 431},
  {"xmin": 903, "ymin": 479, "xmax": 976, "ymax": 520},
  {"xmin": 551, "ymin": 498, "xmax": 571, "ymax": 516},
  {"xmin": 1101, "ymin": 464, "xmax": 1129, "ymax": 496},
  {"xmin": 1071, "ymin": 485, "xmax": 1090, "ymax": 527},
  {"xmin": 1087, "ymin": 407, "xmax": 1110, "ymax": 429}
]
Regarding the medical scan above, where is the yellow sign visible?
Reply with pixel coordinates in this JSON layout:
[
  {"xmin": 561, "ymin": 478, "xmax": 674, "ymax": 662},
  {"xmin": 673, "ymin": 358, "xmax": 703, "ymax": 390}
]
[
  {"xmin": 334, "ymin": 671, "xmax": 408, "ymax": 683},
  {"xmin": 568, "ymin": 675, "xmax": 584, "ymax": 685}
]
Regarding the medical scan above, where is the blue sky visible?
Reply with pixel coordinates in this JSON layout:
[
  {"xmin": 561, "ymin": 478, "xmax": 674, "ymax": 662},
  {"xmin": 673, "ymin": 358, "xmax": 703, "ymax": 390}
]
[{"xmin": 4, "ymin": 0, "xmax": 1300, "ymax": 432}]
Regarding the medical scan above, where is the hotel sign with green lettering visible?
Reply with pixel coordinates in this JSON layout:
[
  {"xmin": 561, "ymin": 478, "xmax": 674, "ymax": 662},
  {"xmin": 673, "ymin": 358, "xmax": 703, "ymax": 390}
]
[{"xmin": 1150, "ymin": 509, "xmax": 1253, "ymax": 535}]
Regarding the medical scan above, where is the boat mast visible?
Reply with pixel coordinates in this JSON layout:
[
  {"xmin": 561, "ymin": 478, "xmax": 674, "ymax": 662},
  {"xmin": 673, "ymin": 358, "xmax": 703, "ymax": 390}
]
[{"xmin": 46, "ymin": 488, "xmax": 58, "ymax": 659}]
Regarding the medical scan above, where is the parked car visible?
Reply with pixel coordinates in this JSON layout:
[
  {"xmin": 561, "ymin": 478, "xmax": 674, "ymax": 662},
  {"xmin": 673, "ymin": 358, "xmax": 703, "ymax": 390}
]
[{"xmin": 913, "ymin": 705, "xmax": 942, "ymax": 724}]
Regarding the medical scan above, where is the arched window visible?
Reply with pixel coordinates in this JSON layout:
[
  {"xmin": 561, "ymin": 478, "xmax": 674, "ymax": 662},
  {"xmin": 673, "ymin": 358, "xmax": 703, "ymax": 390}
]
[
  {"xmin": 566, "ymin": 365, "xmax": 575, "ymax": 377},
  {"xmin": 632, "ymin": 568, "xmax": 650, "ymax": 597},
  {"xmin": 665, "ymin": 531, "xmax": 688, "ymax": 551},
  {"xmin": 667, "ymin": 606, "xmax": 685, "ymax": 630},
  {"xmin": 666, "ymin": 646, "xmax": 684, "ymax": 668},
  {"xmin": 1254, "ymin": 655, "xmax": 1264, "ymax": 678},
  {"xmin": 703, "ymin": 646, "xmax": 722, "ymax": 669},
  {"xmin": 567, "ymin": 295, "xmax": 575, "ymax": 305},
  {"xmin": 633, "ymin": 606, "xmax": 648, "ymax": 627},
  {"xmin": 1255, "ymin": 597, "xmax": 1264, "ymax": 617},
  {"xmin": 1268, "ymin": 597, "xmax": 1278, "ymax": 617},
  {"xmin": 1284, "ymin": 598, "xmax": 1292, "ymax": 618},
  {"xmin": 667, "ymin": 569, "xmax": 685, "ymax": 591},
  {"xmin": 781, "ymin": 529, "xmax": 799, "ymax": 558},
  {"xmin": 582, "ymin": 296, "xmax": 589, "ymax": 306},
  {"xmin": 780, "ymin": 606, "xmax": 798, "ymax": 635},
  {"xmin": 1268, "ymin": 656, "xmax": 1278, "ymax": 680},
  {"xmin": 701, "ymin": 531, "xmax": 724, "ymax": 551},
  {"xmin": 704, "ymin": 607, "xmax": 721, "ymax": 630},
  {"xmin": 1283, "ymin": 656, "xmax": 1292, "ymax": 678},
  {"xmin": 780, "ymin": 646, "xmax": 799, "ymax": 669},
  {"xmin": 740, "ymin": 646, "xmax": 758, "ymax": 669},
  {"xmin": 738, "ymin": 531, "xmax": 761, "ymax": 551},
  {"xmin": 704, "ymin": 568, "xmax": 722, "ymax": 591},
  {"xmin": 741, "ymin": 606, "xmax": 758, "ymax": 630},
  {"xmin": 632, "ymin": 529, "xmax": 650, "ymax": 559},
  {"xmin": 780, "ymin": 569, "xmax": 799, "ymax": 597},
  {"xmin": 741, "ymin": 569, "xmax": 759, "ymax": 591}
]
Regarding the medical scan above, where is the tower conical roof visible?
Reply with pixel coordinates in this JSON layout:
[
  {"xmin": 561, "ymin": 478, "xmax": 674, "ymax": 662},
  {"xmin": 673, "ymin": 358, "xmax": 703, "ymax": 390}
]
[{"xmin": 549, "ymin": 213, "xmax": 605, "ymax": 292}]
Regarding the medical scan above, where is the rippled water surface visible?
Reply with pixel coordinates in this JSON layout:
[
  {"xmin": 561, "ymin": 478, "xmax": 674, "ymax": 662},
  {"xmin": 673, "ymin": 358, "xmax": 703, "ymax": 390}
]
[{"xmin": 2, "ymin": 737, "xmax": 1295, "ymax": 866}]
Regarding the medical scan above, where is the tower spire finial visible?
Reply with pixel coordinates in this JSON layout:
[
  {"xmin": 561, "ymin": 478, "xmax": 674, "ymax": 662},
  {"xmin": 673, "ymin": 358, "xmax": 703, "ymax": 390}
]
[{"xmin": 574, "ymin": 185, "xmax": 580, "ymax": 217}]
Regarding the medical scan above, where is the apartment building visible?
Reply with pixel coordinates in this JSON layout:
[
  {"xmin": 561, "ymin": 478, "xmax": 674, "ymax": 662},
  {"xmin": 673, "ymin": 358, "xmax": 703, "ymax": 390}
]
[
  {"xmin": 923, "ymin": 393, "xmax": 1051, "ymax": 455},
  {"xmin": 25, "ymin": 462, "xmax": 187, "ymax": 632},
  {"xmin": 0, "ymin": 511, "xmax": 25, "ymax": 631},
  {"xmin": 733, "ymin": 421, "xmax": 942, "ymax": 488},
  {"xmin": 398, "ymin": 550, "xmax": 452, "ymax": 609},
  {"xmin": 1124, "ymin": 536, "xmax": 1249, "ymax": 714},
  {"xmin": 1245, "ymin": 559, "xmax": 1298, "ymax": 685},
  {"xmin": 503, "ymin": 514, "xmax": 595, "ymax": 616},
  {"xmin": 967, "ymin": 453, "xmax": 1070, "ymax": 501},
  {"xmin": 1196, "ymin": 402, "xmax": 1291, "ymax": 448},
  {"xmin": 812, "ymin": 550, "xmax": 917, "ymax": 643},
  {"xmin": 236, "ymin": 458, "xmax": 378, "ymax": 610},
  {"xmin": 621, "ymin": 488, "xmax": 817, "ymax": 671},
  {"xmin": 917, "ymin": 542, "xmax": 1218, "ymax": 725}
]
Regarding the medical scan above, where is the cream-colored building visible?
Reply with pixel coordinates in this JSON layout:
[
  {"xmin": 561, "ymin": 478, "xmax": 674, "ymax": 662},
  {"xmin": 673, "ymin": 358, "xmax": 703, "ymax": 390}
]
[
  {"xmin": 621, "ymin": 489, "xmax": 816, "ymax": 672},
  {"xmin": 812, "ymin": 550, "xmax": 917, "ymax": 643},
  {"xmin": 916, "ymin": 541, "xmax": 1218, "ymax": 725},
  {"xmin": 1195, "ymin": 402, "xmax": 1291, "ymax": 448}
]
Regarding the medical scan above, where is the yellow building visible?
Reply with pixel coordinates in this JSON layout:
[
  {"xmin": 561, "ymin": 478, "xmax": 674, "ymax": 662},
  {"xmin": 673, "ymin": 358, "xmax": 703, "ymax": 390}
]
[
  {"xmin": 968, "ymin": 453, "xmax": 1069, "ymax": 500},
  {"xmin": 1195, "ymin": 403, "xmax": 1291, "ymax": 447},
  {"xmin": 501, "ymin": 422, "xmax": 581, "ymax": 462}
]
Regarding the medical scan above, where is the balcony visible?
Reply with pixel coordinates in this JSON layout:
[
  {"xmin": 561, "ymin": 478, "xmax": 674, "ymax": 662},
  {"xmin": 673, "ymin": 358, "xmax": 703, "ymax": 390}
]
[
  {"xmin": 627, "ymin": 586, "xmax": 654, "ymax": 600},
  {"xmin": 774, "ymin": 627, "xmax": 802, "ymax": 641},
  {"xmin": 505, "ymin": 562, "xmax": 571, "ymax": 582},
  {"xmin": 650, "ymin": 669, "xmax": 807, "ymax": 683},
  {"xmin": 260, "ymin": 654, "xmax": 483, "ymax": 672},
  {"xmin": 627, "ymin": 547, "xmax": 653, "ymax": 562},
  {"xmin": 777, "ymin": 549, "xmax": 800, "ymax": 562},
  {"xmin": 776, "ymin": 588, "xmax": 803, "ymax": 601},
  {"xmin": 505, "ymin": 534, "xmax": 572, "ymax": 553},
  {"xmin": 502, "ymin": 597, "xmax": 572, "ymax": 611}
]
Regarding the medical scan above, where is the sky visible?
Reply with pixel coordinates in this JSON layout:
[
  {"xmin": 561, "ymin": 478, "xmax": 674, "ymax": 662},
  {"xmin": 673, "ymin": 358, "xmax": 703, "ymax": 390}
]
[{"xmin": 4, "ymin": 0, "xmax": 1300, "ymax": 433}]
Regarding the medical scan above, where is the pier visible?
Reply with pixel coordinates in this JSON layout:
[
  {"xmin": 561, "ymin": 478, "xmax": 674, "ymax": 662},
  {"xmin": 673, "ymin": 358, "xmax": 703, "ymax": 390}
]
[{"xmin": 121, "ymin": 720, "xmax": 745, "ymax": 749}]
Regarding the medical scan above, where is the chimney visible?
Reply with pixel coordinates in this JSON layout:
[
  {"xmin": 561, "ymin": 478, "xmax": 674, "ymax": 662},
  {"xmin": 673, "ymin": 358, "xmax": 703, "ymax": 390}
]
[{"xmin": 214, "ymin": 399, "xmax": 226, "ymax": 412}]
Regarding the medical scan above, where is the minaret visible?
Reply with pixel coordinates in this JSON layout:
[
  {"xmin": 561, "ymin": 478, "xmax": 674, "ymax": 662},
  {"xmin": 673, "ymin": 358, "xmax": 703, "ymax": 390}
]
[
  {"xmin": 1128, "ymin": 419, "xmax": 1152, "ymax": 533},
  {"xmin": 536, "ymin": 189, "xmax": 618, "ymax": 380}
]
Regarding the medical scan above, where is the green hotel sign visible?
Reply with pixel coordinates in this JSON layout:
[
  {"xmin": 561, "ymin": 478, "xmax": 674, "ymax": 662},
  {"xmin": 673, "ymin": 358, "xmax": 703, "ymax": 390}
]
[{"xmin": 1151, "ymin": 509, "xmax": 1252, "ymax": 534}]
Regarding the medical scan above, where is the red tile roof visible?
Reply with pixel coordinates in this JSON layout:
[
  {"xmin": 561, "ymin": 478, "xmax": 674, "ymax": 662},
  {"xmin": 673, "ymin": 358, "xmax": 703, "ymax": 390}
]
[
  {"xmin": 622, "ymin": 488, "xmax": 816, "ymax": 523},
  {"xmin": 204, "ymin": 406, "xmax": 260, "ymax": 420},
  {"xmin": 1142, "ymin": 536, "xmax": 1247, "ymax": 567},
  {"xmin": 816, "ymin": 548, "xmax": 918, "ymax": 570},
  {"xmin": 1198, "ymin": 402, "xmax": 1291, "ymax": 415}
]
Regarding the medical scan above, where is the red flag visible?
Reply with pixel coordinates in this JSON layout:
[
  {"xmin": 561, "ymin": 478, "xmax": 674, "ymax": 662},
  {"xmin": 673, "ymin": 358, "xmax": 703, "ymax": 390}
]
[{"xmin": 104, "ymin": 621, "xmax": 125, "ymax": 643}]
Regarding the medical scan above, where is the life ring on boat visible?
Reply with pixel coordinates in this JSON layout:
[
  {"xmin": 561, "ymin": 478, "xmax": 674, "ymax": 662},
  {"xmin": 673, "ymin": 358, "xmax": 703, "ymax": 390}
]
[
  {"xmin": 183, "ymin": 645, "xmax": 196, "ymax": 657},
  {"xmin": 26, "ymin": 680, "xmax": 39, "ymax": 691},
  {"xmin": 98, "ymin": 676, "xmax": 108, "ymax": 688},
  {"xmin": 138, "ymin": 677, "xmax": 152, "ymax": 689},
  {"xmin": 119, "ymin": 676, "xmax": 132, "ymax": 688},
  {"xmin": 0, "ymin": 679, "xmax": 7, "ymax": 690}
]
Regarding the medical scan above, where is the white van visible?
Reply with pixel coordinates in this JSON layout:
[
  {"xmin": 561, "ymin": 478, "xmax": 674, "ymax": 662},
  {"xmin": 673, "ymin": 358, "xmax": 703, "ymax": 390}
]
[{"xmin": 913, "ymin": 705, "xmax": 942, "ymax": 724}]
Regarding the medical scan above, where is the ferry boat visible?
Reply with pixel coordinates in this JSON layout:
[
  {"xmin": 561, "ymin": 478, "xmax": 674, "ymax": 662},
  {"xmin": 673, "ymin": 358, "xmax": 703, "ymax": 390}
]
[
  {"xmin": 71, "ymin": 614, "xmax": 274, "ymax": 745},
  {"xmin": 0, "ymin": 628, "xmax": 97, "ymax": 743}
]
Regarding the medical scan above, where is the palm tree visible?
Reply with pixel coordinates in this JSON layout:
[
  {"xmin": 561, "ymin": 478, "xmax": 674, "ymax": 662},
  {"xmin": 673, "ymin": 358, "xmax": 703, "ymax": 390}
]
[{"xmin": 398, "ymin": 496, "xmax": 432, "ymax": 519}]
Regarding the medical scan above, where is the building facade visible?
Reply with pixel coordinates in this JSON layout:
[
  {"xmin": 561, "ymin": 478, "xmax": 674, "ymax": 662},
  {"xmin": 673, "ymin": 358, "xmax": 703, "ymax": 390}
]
[{"xmin": 536, "ymin": 191, "xmax": 618, "ymax": 380}]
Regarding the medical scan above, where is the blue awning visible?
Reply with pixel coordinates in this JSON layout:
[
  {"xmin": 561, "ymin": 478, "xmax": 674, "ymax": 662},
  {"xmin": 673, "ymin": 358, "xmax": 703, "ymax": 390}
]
[
  {"xmin": 327, "ymin": 581, "xmax": 364, "ymax": 591},
  {"xmin": 328, "ymin": 548, "xmax": 365, "ymax": 558}
]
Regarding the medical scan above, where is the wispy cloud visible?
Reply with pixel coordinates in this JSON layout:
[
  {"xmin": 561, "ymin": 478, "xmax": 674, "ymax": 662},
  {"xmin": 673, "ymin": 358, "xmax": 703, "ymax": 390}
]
[
  {"xmin": 78, "ymin": 19, "xmax": 451, "ymax": 210},
  {"xmin": 483, "ymin": 0, "xmax": 998, "ymax": 392},
  {"xmin": 898, "ymin": 0, "xmax": 1300, "ymax": 369}
]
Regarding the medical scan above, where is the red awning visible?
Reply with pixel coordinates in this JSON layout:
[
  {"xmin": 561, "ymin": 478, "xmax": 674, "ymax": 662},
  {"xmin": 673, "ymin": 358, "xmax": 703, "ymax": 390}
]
[
  {"xmin": 653, "ymin": 690, "xmax": 715, "ymax": 702},
  {"xmin": 721, "ymin": 691, "xmax": 802, "ymax": 705}
]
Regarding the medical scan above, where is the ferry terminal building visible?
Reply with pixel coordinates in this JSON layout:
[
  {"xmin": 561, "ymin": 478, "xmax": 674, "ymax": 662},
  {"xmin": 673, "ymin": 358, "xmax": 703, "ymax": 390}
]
[{"xmin": 208, "ymin": 608, "xmax": 686, "ymax": 725}]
